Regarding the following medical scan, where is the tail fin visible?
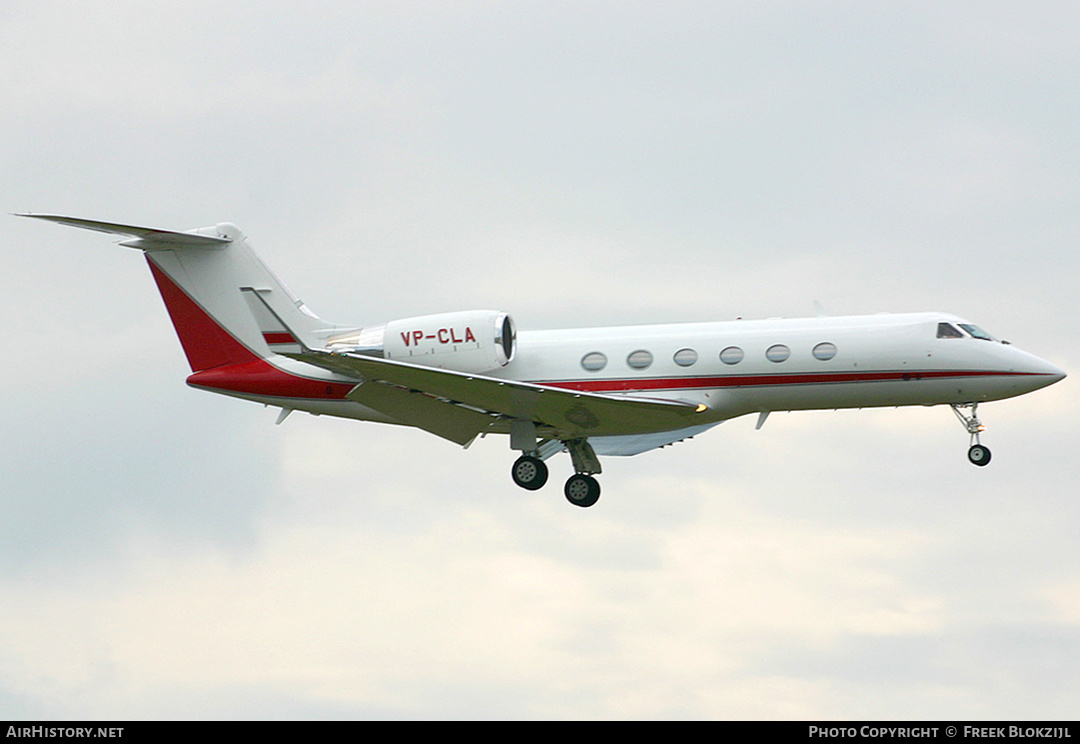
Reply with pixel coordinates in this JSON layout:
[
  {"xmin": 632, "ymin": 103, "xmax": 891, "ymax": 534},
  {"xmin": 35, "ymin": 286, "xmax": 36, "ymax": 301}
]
[{"xmin": 17, "ymin": 214, "xmax": 332, "ymax": 373}]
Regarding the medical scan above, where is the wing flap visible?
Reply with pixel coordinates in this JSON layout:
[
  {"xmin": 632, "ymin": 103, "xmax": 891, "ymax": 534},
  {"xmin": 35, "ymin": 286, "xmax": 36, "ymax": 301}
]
[
  {"xmin": 286, "ymin": 350, "xmax": 704, "ymax": 439},
  {"xmin": 346, "ymin": 380, "xmax": 496, "ymax": 447}
]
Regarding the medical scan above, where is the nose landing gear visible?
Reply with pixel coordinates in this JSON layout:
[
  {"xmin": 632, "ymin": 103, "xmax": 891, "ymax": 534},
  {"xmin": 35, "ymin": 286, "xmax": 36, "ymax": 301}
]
[{"xmin": 951, "ymin": 403, "xmax": 991, "ymax": 467}]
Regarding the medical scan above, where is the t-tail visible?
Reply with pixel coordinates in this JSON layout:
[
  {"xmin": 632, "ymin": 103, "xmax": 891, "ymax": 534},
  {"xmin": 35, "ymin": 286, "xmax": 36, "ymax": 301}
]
[{"xmin": 15, "ymin": 214, "xmax": 347, "ymax": 396}]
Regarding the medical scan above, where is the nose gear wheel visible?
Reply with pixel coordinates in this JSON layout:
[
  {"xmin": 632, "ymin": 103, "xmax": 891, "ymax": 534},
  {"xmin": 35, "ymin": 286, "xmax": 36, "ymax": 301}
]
[
  {"xmin": 967, "ymin": 444, "xmax": 992, "ymax": 466},
  {"xmin": 951, "ymin": 403, "xmax": 991, "ymax": 467}
]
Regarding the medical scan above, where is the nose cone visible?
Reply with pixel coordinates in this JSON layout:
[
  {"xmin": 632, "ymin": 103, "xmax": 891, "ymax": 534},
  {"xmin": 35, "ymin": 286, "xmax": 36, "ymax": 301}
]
[
  {"xmin": 1021, "ymin": 353, "xmax": 1066, "ymax": 391},
  {"xmin": 1043, "ymin": 361, "xmax": 1067, "ymax": 386}
]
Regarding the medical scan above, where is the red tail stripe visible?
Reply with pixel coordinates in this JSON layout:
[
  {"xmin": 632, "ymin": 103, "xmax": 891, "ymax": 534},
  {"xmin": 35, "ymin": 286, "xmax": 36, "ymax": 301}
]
[
  {"xmin": 187, "ymin": 361, "xmax": 355, "ymax": 399},
  {"xmin": 145, "ymin": 255, "xmax": 354, "ymax": 399},
  {"xmin": 146, "ymin": 256, "xmax": 260, "ymax": 372}
]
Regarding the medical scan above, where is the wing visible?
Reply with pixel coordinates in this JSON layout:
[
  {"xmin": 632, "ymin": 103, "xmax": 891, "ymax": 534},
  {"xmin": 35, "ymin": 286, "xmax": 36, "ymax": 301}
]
[{"xmin": 285, "ymin": 350, "xmax": 707, "ymax": 446}]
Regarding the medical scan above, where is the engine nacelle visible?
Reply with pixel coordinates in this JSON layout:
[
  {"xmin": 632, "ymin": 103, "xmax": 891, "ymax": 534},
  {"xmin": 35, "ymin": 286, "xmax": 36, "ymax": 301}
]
[{"xmin": 327, "ymin": 310, "xmax": 516, "ymax": 374}]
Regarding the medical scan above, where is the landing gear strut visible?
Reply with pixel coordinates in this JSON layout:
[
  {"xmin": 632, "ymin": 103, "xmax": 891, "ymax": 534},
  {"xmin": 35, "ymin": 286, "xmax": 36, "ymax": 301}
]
[
  {"xmin": 562, "ymin": 439, "xmax": 602, "ymax": 508},
  {"xmin": 508, "ymin": 437, "xmax": 604, "ymax": 507},
  {"xmin": 951, "ymin": 403, "xmax": 991, "ymax": 467}
]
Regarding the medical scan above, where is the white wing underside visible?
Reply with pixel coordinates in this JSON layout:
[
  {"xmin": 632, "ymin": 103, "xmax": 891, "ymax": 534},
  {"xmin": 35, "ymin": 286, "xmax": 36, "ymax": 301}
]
[{"xmin": 585, "ymin": 424, "xmax": 720, "ymax": 456}]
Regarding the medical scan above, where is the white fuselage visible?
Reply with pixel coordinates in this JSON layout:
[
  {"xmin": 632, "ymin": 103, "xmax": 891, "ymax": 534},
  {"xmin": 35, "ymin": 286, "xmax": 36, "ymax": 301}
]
[
  {"xmin": 235, "ymin": 311, "xmax": 1064, "ymax": 431},
  {"xmin": 498, "ymin": 312, "xmax": 1061, "ymax": 420}
]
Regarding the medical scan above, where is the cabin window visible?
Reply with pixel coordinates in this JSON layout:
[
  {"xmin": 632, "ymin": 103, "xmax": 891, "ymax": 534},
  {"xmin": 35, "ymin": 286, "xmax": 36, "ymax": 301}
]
[
  {"xmin": 720, "ymin": 346, "xmax": 744, "ymax": 365},
  {"xmin": 627, "ymin": 350, "xmax": 654, "ymax": 370},
  {"xmin": 673, "ymin": 348, "xmax": 698, "ymax": 367},
  {"xmin": 812, "ymin": 342, "xmax": 837, "ymax": 361},
  {"xmin": 766, "ymin": 344, "xmax": 790, "ymax": 363},
  {"xmin": 581, "ymin": 352, "xmax": 607, "ymax": 371},
  {"xmin": 959, "ymin": 324, "xmax": 997, "ymax": 342},
  {"xmin": 937, "ymin": 322, "xmax": 964, "ymax": 339}
]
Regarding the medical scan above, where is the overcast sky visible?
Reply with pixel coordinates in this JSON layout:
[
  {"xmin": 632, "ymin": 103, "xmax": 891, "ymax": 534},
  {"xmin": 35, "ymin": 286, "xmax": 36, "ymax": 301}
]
[{"xmin": 2, "ymin": 1, "xmax": 1078, "ymax": 720}]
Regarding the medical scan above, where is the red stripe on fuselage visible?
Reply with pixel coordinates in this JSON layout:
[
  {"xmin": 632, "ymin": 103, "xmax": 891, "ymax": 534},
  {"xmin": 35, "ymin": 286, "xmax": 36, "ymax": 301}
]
[{"xmin": 538, "ymin": 369, "xmax": 1044, "ymax": 393}]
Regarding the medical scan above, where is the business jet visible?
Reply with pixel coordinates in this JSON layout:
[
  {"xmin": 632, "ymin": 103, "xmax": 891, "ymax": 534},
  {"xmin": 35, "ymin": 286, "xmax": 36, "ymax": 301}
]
[{"xmin": 19, "ymin": 214, "xmax": 1066, "ymax": 507}]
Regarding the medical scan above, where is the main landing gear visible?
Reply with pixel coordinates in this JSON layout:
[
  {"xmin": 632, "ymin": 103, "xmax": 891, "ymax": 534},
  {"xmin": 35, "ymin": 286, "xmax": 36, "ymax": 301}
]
[
  {"xmin": 951, "ymin": 403, "xmax": 991, "ymax": 467},
  {"xmin": 564, "ymin": 474, "xmax": 601, "ymax": 508},
  {"xmin": 511, "ymin": 455, "xmax": 548, "ymax": 490},
  {"xmin": 510, "ymin": 439, "xmax": 603, "ymax": 508}
]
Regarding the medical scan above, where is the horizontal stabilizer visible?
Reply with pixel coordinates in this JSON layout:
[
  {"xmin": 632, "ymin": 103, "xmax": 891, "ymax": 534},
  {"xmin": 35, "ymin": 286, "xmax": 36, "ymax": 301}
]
[{"xmin": 15, "ymin": 214, "xmax": 231, "ymax": 250}]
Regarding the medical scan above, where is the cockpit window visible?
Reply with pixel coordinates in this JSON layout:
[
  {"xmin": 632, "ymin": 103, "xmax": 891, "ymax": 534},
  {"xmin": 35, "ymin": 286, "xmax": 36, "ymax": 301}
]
[
  {"xmin": 959, "ymin": 324, "xmax": 997, "ymax": 342},
  {"xmin": 937, "ymin": 322, "xmax": 964, "ymax": 339}
]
